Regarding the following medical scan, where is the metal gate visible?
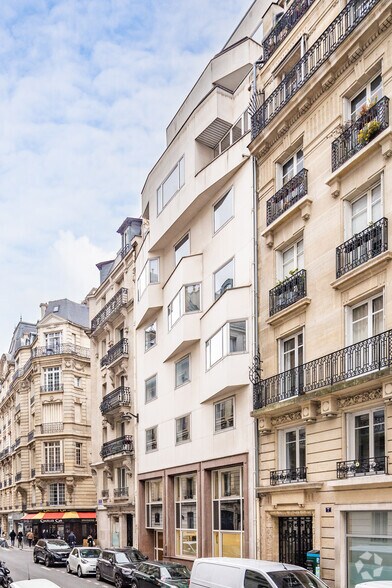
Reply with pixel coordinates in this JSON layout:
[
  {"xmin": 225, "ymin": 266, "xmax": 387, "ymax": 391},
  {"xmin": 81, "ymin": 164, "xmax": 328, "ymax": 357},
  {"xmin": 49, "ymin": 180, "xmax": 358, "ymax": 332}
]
[{"xmin": 279, "ymin": 516, "xmax": 313, "ymax": 566}]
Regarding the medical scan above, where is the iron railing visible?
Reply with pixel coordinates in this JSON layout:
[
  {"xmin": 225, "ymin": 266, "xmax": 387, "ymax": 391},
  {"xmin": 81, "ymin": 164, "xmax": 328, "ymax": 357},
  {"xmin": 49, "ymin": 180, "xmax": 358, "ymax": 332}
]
[
  {"xmin": 267, "ymin": 169, "xmax": 308, "ymax": 225},
  {"xmin": 118, "ymin": 243, "xmax": 131, "ymax": 260},
  {"xmin": 41, "ymin": 423, "xmax": 64, "ymax": 434},
  {"xmin": 114, "ymin": 487, "xmax": 129, "ymax": 498},
  {"xmin": 27, "ymin": 431, "xmax": 35, "ymax": 442},
  {"xmin": 15, "ymin": 437, "xmax": 21, "ymax": 448},
  {"xmin": 253, "ymin": 329, "xmax": 392, "ymax": 409},
  {"xmin": 337, "ymin": 456, "xmax": 388, "ymax": 478},
  {"xmin": 336, "ymin": 218, "xmax": 388, "ymax": 278},
  {"xmin": 332, "ymin": 97, "xmax": 389, "ymax": 170},
  {"xmin": 32, "ymin": 344, "xmax": 90, "ymax": 359},
  {"xmin": 40, "ymin": 384, "xmax": 64, "ymax": 393},
  {"xmin": 100, "ymin": 386, "xmax": 131, "ymax": 414},
  {"xmin": 251, "ymin": 0, "xmax": 381, "ymax": 139},
  {"xmin": 41, "ymin": 463, "xmax": 64, "ymax": 474},
  {"xmin": 270, "ymin": 466, "xmax": 307, "ymax": 485},
  {"xmin": 0, "ymin": 448, "xmax": 9, "ymax": 461},
  {"xmin": 91, "ymin": 288, "xmax": 128, "ymax": 332},
  {"xmin": 269, "ymin": 270, "xmax": 307, "ymax": 316},
  {"xmin": 15, "ymin": 472, "xmax": 22, "ymax": 482},
  {"xmin": 100, "ymin": 435, "xmax": 133, "ymax": 459},
  {"xmin": 101, "ymin": 338, "xmax": 128, "ymax": 368}
]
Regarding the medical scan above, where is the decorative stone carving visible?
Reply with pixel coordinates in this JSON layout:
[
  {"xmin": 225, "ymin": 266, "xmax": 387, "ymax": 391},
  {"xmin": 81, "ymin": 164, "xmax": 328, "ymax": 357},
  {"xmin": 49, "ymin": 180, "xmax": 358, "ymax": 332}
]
[
  {"xmin": 271, "ymin": 411, "xmax": 301, "ymax": 426},
  {"xmin": 301, "ymin": 401, "xmax": 317, "ymax": 423},
  {"xmin": 320, "ymin": 396, "xmax": 338, "ymax": 418},
  {"xmin": 338, "ymin": 389, "xmax": 382, "ymax": 408},
  {"xmin": 258, "ymin": 416, "xmax": 272, "ymax": 435}
]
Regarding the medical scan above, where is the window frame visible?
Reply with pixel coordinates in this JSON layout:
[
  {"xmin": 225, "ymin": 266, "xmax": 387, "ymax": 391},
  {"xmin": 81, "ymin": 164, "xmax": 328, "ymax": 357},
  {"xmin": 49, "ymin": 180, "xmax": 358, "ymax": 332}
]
[
  {"xmin": 145, "ymin": 374, "xmax": 158, "ymax": 404},
  {"xmin": 157, "ymin": 156, "xmax": 185, "ymax": 214},
  {"xmin": 146, "ymin": 426, "xmax": 158, "ymax": 453},
  {"xmin": 174, "ymin": 233, "xmax": 190, "ymax": 266},
  {"xmin": 213, "ymin": 187, "xmax": 234, "ymax": 234},
  {"xmin": 277, "ymin": 148, "xmax": 304, "ymax": 188},
  {"xmin": 168, "ymin": 283, "xmax": 201, "ymax": 331},
  {"xmin": 213, "ymin": 258, "xmax": 234, "ymax": 300},
  {"xmin": 206, "ymin": 320, "xmax": 247, "ymax": 370},
  {"xmin": 346, "ymin": 292, "xmax": 384, "ymax": 345},
  {"xmin": 344, "ymin": 180, "xmax": 383, "ymax": 239},
  {"xmin": 214, "ymin": 397, "xmax": 235, "ymax": 433},
  {"xmin": 137, "ymin": 258, "xmax": 160, "ymax": 300},
  {"xmin": 144, "ymin": 321, "xmax": 157, "ymax": 352},
  {"xmin": 347, "ymin": 406, "xmax": 385, "ymax": 461},
  {"xmin": 278, "ymin": 427, "xmax": 306, "ymax": 471},
  {"xmin": 277, "ymin": 237, "xmax": 304, "ymax": 281},
  {"xmin": 175, "ymin": 355, "xmax": 191, "ymax": 388},
  {"xmin": 349, "ymin": 73, "xmax": 383, "ymax": 120},
  {"xmin": 175, "ymin": 414, "xmax": 191, "ymax": 445}
]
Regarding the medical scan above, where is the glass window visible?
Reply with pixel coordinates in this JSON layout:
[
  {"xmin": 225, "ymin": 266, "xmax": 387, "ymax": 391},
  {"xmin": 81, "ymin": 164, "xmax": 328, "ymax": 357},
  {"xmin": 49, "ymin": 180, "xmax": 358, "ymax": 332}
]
[
  {"xmin": 349, "ymin": 408, "xmax": 385, "ymax": 463},
  {"xmin": 175, "ymin": 474, "xmax": 197, "ymax": 557},
  {"xmin": 145, "ymin": 322, "xmax": 157, "ymax": 351},
  {"xmin": 281, "ymin": 149, "xmax": 303, "ymax": 186},
  {"xmin": 168, "ymin": 284, "xmax": 201, "ymax": 331},
  {"xmin": 229, "ymin": 321, "xmax": 246, "ymax": 353},
  {"xmin": 49, "ymin": 483, "xmax": 65, "ymax": 505},
  {"xmin": 137, "ymin": 258, "xmax": 160, "ymax": 300},
  {"xmin": 175, "ymin": 415, "xmax": 191, "ymax": 445},
  {"xmin": 212, "ymin": 467, "xmax": 243, "ymax": 557},
  {"xmin": 146, "ymin": 427, "xmax": 158, "ymax": 453},
  {"xmin": 157, "ymin": 156, "xmax": 185, "ymax": 213},
  {"xmin": 75, "ymin": 442, "xmax": 82, "ymax": 466},
  {"xmin": 45, "ymin": 332, "xmax": 62, "ymax": 352},
  {"xmin": 145, "ymin": 479, "xmax": 163, "ymax": 529},
  {"xmin": 214, "ymin": 188, "xmax": 234, "ymax": 233},
  {"xmin": 279, "ymin": 238, "xmax": 304, "ymax": 281},
  {"xmin": 281, "ymin": 428, "xmax": 306, "ymax": 470},
  {"xmin": 214, "ymin": 397, "xmax": 234, "ymax": 432},
  {"xmin": 175, "ymin": 234, "xmax": 190, "ymax": 266},
  {"xmin": 350, "ymin": 74, "xmax": 382, "ymax": 119},
  {"xmin": 206, "ymin": 321, "xmax": 247, "ymax": 369},
  {"xmin": 175, "ymin": 356, "xmax": 190, "ymax": 387},
  {"xmin": 145, "ymin": 375, "xmax": 157, "ymax": 403},
  {"xmin": 350, "ymin": 183, "xmax": 382, "ymax": 236},
  {"xmin": 43, "ymin": 367, "xmax": 61, "ymax": 392},
  {"xmin": 214, "ymin": 259, "xmax": 234, "ymax": 300},
  {"xmin": 168, "ymin": 291, "xmax": 181, "ymax": 330},
  {"xmin": 349, "ymin": 294, "xmax": 383, "ymax": 344}
]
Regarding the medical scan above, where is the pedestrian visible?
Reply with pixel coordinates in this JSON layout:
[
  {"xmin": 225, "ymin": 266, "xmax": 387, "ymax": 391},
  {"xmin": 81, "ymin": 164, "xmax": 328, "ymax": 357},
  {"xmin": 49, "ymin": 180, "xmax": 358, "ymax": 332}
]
[
  {"xmin": 9, "ymin": 530, "xmax": 16, "ymax": 547},
  {"xmin": 67, "ymin": 530, "xmax": 76, "ymax": 547},
  {"xmin": 87, "ymin": 534, "xmax": 94, "ymax": 547},
  {"xmin": 26, "ymin": 530, "xmax": 34, "ymax": 548},
  {"xmin": 17, "ymin": 531, "xmax": 23, "ymax": 549}
]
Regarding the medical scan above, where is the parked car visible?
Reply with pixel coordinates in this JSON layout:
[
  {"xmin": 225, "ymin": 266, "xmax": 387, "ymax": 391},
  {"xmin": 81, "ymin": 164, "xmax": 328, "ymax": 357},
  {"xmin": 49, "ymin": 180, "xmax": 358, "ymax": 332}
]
[
  {"xmin": 130, "ymin": 561, "xmax": 190, "ymax": 588},
  {"xmin": 33, "ymin": 538, "xmax": 71, "ymax": 567},
  {"xmin": 189, "ymin": 558, "xmax": 330, "ymax": 588},
  {"xmin": 96, "ymin": 548, "xmax": 147, "ymax": 587},
  {"xmin": 66, "ymin": 546, "xmax": 102, "ymax": 577}
]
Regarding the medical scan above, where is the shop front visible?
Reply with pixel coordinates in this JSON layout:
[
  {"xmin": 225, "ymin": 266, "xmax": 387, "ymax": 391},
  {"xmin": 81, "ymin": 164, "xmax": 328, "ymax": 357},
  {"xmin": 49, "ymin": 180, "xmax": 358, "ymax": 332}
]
[{"xmin": 21, "ymin": 511, "xmax": 96, "ymax": 544}]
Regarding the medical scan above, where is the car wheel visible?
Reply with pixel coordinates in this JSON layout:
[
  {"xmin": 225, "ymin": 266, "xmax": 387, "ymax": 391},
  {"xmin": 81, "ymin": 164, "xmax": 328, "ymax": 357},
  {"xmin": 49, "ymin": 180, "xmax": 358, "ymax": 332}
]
[
  {"xmin": 131, "ymin": 582, "xmax": 138, "ymax": 588},
  {"xmin": 33, "ymin": 553, "xmax": 38, "ymax": 564},
  {"xmin": 96, "ymin": 568, "xmax": 102, "ymax": 581},
  {"xmin": 66, "ymin": 562, "xmax": 72, "ymax": 574},
  {"xmin": 45, "ymin": 555, "xmax": 51, "ymax": 568},
  {"xmin": 115, "ymin": 575, "xmax": 124, "ymax": 588}
]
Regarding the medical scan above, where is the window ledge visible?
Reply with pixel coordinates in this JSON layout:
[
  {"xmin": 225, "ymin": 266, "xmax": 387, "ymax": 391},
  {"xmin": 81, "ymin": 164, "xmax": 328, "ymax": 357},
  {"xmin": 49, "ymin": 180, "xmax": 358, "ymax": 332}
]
[
  {"xmin": 256, "ymin": 482, "xmax": 323, "ymax": 495},
  {"xmin": 330, "ymin": 250, "xmax": 392, "ymax": 290},
  {"xmin": 266, "ymin": 297, "xmax": 311, "ymax": 327},
  {"xmin": 261, "ymin": 197, "xmax": 313, "ymax": 247},
  {"xmin": 327, "ymin": 473, "xmax": 391, "ymax": 490}
]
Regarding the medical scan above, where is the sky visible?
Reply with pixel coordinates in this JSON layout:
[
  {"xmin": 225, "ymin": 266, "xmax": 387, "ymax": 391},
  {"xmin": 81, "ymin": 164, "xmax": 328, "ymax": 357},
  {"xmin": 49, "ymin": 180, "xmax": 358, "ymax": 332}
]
[{"xmin": 0, "ymin": 0, "xmax": 248, "ymax": 351}]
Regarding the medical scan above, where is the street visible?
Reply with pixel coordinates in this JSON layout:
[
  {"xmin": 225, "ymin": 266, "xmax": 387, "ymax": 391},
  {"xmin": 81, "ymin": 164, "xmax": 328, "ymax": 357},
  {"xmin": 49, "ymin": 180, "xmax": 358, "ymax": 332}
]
[{"xmin": 0, "ymin": 545, "xmax": 102, "ymax": 588}]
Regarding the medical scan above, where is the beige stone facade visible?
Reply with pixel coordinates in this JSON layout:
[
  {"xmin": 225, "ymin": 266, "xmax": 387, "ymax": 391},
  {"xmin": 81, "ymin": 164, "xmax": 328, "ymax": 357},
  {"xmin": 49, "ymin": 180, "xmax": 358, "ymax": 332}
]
[{"xmin": 249, "ymin": 0, "xmax": 392, "ymax": 586}]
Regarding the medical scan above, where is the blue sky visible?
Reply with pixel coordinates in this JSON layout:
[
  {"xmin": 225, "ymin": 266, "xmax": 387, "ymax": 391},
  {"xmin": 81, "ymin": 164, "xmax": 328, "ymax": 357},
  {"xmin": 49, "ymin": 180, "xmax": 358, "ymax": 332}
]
[{"xmin": 0, "ymin": 0, "xmax": 248, "ymax": 351}]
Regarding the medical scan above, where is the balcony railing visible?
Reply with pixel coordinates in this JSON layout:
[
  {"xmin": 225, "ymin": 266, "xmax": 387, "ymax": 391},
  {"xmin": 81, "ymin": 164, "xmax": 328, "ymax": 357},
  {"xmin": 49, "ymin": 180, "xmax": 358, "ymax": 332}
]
[
  {"xmin": 15, "ymin": 472, "xmax": 22, "ymax": 482},
  {"xmin": 263, "ymin": 0, "xmax": 316, "ymax": 61},
  {"xmin": 31, "ymin": 468, "xmax": 35, "ymax": 478},
  {"xmin": 267, "ymin": 169, "xmax": 308, "ymax": 225},
  {"xmin": 41, "ymin": 463, "xmax": 64, "ymax": 474},
  {"xmin": 32, "ymin": 343, "xmax": 90, "ymax": 359},
  {"xmin": 337, "ymin": 456, "xmax": 388, "ymax": 478},
  {"xmin": 40, "ymin": 384, "xmax": 64, "ymax": 393},
  {"xmin": 91, "ymin": 288, "xmax": 128, "ymax": 332},
  {"xmin": 269, "ymin": 270, "xmax": 307, "ymax": 316},
  {"xmin": 101, "ymin": 338, "xmax": 128, "ymax": 368},
  {"xmin": 253, "ymin": 329, "xmax": 392, "ymax": 409},
  {"xmin": 100, "ymin": 386, "xmax": 131, "ymax": 415},
  {"xmin": 332, "ymin": 97, "xmax": 389, "ymax": 171},
  {"xmin": 251, "ymin": 0, "xmax": 381, "ymax": 139},
  {"xmin": 118, "ymin": 243, "xmax": 131, "ymax": 260},
  {"xmin": 27, "ymin": 431, "xmax": 35, "ymax": 442},
  {"xmin": 0, "ymin": 447, "xmax": 9, "ymax": 461},
  {"xmin": 114, "ymin": 487, "xmax": 129, "ymax": 498},
  {"xmin": 270, "ymin": 466, "xmax": 307, "ymax": 485},
  {"xmin": 15, "ymin": 437, "xmax": 21, "ymax": 448},
  {"xmin": 101, "ymin": 489, "xmax": 109, "ymax": 498},
  {"xmin": 336, "ymin": 218, "xmax": 388, "ymax": 278},
  {"xmin": 41, "ymin": 423, "xmax": 64, "ymax": 434},
  {"xmin": 100, "ymin": 435, "xmax": 133, "ymax": 459}
]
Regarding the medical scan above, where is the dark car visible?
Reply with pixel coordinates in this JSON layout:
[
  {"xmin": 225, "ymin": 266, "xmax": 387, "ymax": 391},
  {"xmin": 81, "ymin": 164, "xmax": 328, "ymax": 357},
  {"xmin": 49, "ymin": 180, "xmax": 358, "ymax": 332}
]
[
  {"xmin": 33, "ymin": 538, "xmax": 72, "ymax": 567},
  {"xmin": 96, "ymin": 548, "xmax": 147, "ymax": 588},
  {"xmin": 130, "ymin": 561, "xmax": 190, "ymax": 588}
]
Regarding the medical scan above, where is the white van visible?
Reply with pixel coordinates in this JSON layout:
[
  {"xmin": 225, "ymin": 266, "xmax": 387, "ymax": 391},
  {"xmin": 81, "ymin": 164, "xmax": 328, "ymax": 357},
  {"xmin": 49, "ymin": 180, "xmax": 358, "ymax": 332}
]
[{"xmin": 189, "ymin": 558, "xmax": 330, "ymax": 588}]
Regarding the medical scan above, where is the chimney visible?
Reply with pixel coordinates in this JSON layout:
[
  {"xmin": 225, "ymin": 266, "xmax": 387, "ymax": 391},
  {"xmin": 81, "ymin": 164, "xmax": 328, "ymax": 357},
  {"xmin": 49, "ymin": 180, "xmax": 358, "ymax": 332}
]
[{"xmin": 40, "ymin": 303, "xmax": 48, "ymax": 319}]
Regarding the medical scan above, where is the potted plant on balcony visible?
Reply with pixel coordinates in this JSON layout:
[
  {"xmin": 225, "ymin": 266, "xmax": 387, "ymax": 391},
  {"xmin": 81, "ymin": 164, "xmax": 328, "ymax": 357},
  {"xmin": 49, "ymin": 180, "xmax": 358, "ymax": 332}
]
[{"xmin": 357, "ymin": 119, "xmax": 381, "ymax": 146}]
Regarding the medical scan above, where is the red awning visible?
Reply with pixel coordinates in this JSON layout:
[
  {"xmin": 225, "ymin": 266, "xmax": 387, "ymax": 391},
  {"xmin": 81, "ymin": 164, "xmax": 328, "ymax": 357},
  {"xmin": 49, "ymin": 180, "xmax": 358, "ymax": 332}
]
[{"xmin": 21, "ymin": 511, "xmax": 96, "ymax": 521}]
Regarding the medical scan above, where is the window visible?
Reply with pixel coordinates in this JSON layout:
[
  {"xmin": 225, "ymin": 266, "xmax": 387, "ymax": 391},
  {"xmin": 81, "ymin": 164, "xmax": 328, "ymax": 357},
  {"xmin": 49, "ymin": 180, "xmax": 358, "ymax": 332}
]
[
  {"xmin": 44, "ymin": 442, "xmax": 61, "ymax": 472},
  {"xmin": 145, "ymin": 375, "xmax": 157, "ymax": 403},
  {"xmin": 212, "ymin": 467, "xmax": 243, "ymax": 557},
  {"xmin": 42, "ymin": 402, "xmax": 63, "ymax": 425},
  {"xmin": 43, "ymin": 367, "xmax": 61, "ymax": 392},
  {"xmin": 278, "ymin": 238, "xmax": 304, "ymax": 280},
  {"xmin": 74, "ymin": 376, "xmax": 81, "ymax": 387},
  {"xmin": 145, "ymin": 479, "xmax": 163, "ymax": 529},
  {"xmin": 279, "ymin": 331, "xmax": 304, "ymax": 396},
  {"xmin": 350, "ymin": 74, "xmax": 382, "ymax": 120},
  {"xmin": 348, "ymin": 294, "xmax": 383, "ymax": 344},
  {"xmin": 280, "ymin": 428, "xmax": 306, "ymax": 471},
  {"xmin": 176, "ymin": 415, "xmax": 190, "ymax": 444},
  {"xmin": 348, "ymin": 408, "xmax": 385, "ymax": 466},
  {"xmin": 174, "ymin": 234, "xmax": 190, "ymax": 266},
  {"xmin": 214, "ymin": 188, "xmax": 234, "ymax": 233},
  {"xmin": 117, "ymin": 467, "xmax": 127, "ymax": 490},
  {"xmin": 146, "ymin": 427, "xmax": 158, "ymax": 453},
  {"xmin": 213, "ymin": 111, "xmax": 249, "ymax": 158},
  {"xmin": 214, "ymin": 397, "xmax": 234, "ymax": 433},
  {"xmin": 157, "ymin": 156, "xmax": 185, "ymax": 213},
  {"xmin": 348, "ymin": 183, "xmax": 382, "ymax": 236},
  {"xmin": 168, "ymin": 284, "xmax": 201, "ymax": 330},
  {"xmin": 145, "ymin": 322, "xmax": 157, "ymax": 351},
  {"xmin": 137, "ymin": 258, "xmax": 159, "ymax": 300},
  {"xmin": 206, "ymin": 321, "xmax": 246, "ymax": 369},
  {"xmin": 75, "ymin": 442, "xmax": 82, "ymax": 466},
  {"xmin": 214, "ymin": 259, "xmax": 234, "ymax": 300},
  {"xmin": 49, "ymin": 483, "xmax": 65, "ymax": 505},
  {"xmin": 175, "ymin": 356, "xmax": 190, "ymax": 387},
  {"xmin": 175, "ymin": 474, "xmax": 197, "ymax": 556},
  {"xmin": 244, "ymin": 571, "xmax": 271, "ymax": 588},
  {"xmin": 45, "ymin": 332, "xmax": 62, "ymax": 352},
  {"xmin": 279, "ymin": 149, "xmax": 303, "ymax": 187}
]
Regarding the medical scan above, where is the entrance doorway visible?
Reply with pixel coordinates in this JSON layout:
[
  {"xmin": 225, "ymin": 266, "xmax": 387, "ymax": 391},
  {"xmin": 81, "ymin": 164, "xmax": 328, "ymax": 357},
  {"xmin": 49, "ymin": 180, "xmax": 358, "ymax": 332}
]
[
  {"xmin": 127, "ymin": 514, "xmax": 133, "ymax": 547},
  {"xmin": 154, "ymin": 531, "xmax": 163, "ymax": 561},
  {"xmin": 279, "ymin": 516, "xmax": 313, "ymax": 566}
]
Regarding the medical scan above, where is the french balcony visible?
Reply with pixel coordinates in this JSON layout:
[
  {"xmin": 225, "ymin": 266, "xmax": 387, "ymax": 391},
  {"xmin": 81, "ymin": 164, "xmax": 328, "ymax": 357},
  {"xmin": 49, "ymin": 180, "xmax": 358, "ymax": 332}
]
[
  {"xmin": 101, "ymin": 338, "xmax": 128, "ymax": 368},
  {"xmin": 337, "ymin": 456, "xmax": 388, "ymax": 478},
  {"xmin": 15, "ymin": 472, "xmax": 22, "ymax": 482},
  {"xmin": 40, "ymin": 384, "xmax": 64, "ymax": 393},
  {"xmin": 100, "ymin": 435, "xmax": 134, "ymax": 459},
  {"xmin": 41, "ymin": 463, "xmax": 64, "ymax": 474},
  {"xmin": 267, "ymin": 169, "xmax": 308, "ymax": 226},
  {"xmin": 32, "ymin": 343, "xmax": 90, "ymax": 359},
  {"xmin": 332, "ymin": 97, "xmax": 389, "ymax": 171},
  {"xmin": 27, "ymin": 431, "xmax": 34, "ymax": 443},
  {"xmin": 41, "ymin": 423, "xmax": 64, "ymax": 434},
  {"xmin": 269, "ymin": 270, "xmax": 307, "ymax": 316},
  {"xmin": 336, "ymin": 218, "xmax": 388, "ymax": 278},
  {"xmin": 100, "ymin": 387, "xmax": 131, "ymax": 415},
  {"xmin": 270, "ymin": 466, "xmax": 307, "ymax": 485},
  {"xmin": 91, "ymin": 288, "xmax": 128, "ymax": 333},
  {"xmin": 114, "ymin": 487, "xmax": 129, "ymax": 498},
  {"xmin": 252, "ymin": 329, "xmax": 392, "ymax": 409},
  {"xmin": 251, "ymin": 0, "xmax": 381, "ymax": 139}
]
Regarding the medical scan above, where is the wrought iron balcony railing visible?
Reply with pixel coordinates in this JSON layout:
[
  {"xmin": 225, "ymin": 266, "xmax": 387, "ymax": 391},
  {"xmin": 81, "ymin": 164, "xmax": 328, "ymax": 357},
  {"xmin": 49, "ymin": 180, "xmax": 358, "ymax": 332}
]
[
  {"xmin": 15, "ymin": 472, "xmax": 22, "ymax": 482},
  {"xmin": 114, "ymin": 487, "xmax": 129, "ymax": 498},
  {"xmin": 100, "ymin": 386, "xmax": 131, "ymax": 415},
  {"xmin": 32, "ymin": 344, "xmax": 90, "ymax": 359},
  {"xmin": 41, "ymin": 423, "xmax": 64, "ymax": 434},
  {"xmin": 101, "ymin": 338, "xmax": 128, "ymax": 368},
  {"xmin": 100, "ymin": 435, "xmax": 133, "ymax": 459},
  {"xmin": 31, "ymin": 468, "xmax": 35, "ymax": 478},
  {"xmin": 251, "ymin": 0, "xmax": 381, "ymax": 139},
  {"xmin": 27, "ymin": 431, "xmax": 35, "ymax": 442},
  {"xmin": 91, "ymin": 288, "xmax": 128, "ymax": 332},
  {"xmin": 337, "ymin": 456, "xmax": 388, "ymax": 478},
  {"xmin": 40, "ymin": 384, "xmax": 64, "ymax": 393},
  {"xmin": 270, "ymin": 466, "xmax": 307, "ymax": 485},
  {"xmin": 41, "ymin": 463, "xmax": 64, "ymax": 474},
  {"xmin": 15, "ymin": 437, "xmax": 21, "ymax": 448},
  {"xmin": 118, "ymin": 243, "xmax": 131, "ymax": 260},
  {"xmin": 0, "ymin": 447, "xmax": 9, "ymax": 461},
  {"xmin": 332, "ymin": 97, "xmax": 389, "ymax": 171},
  {"xmin": 253, "ymin": 329, "xmax": 392, "ymax": 409},
  {"xmin": 336, "ymin": 218, "xmax": 388, "ymax": 278},
  {"xmin": 267, "ymin": 169, "xmax": 308, "ymax": 225},
  {"xmin": 269, "ymin": 270, "xmax": 307, "ymax": 316}
]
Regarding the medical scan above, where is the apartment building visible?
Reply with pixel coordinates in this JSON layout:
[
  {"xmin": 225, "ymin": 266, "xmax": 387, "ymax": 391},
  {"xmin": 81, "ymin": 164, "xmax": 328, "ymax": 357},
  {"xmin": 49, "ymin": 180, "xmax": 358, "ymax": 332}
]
[
  {"xmin": 134, "ymin": 0, "xmax": 270, "ymax": 564},
  {"xmin": 0, "ymin": 299, "xmax": 96, "ymax": 541},
  {"xmin": 87, "ymin": 217, "xmax": 142, "ymax": 548},
  {"xmin": 248, "ymin": 0, "xmax": 392, "ymax": 586}
]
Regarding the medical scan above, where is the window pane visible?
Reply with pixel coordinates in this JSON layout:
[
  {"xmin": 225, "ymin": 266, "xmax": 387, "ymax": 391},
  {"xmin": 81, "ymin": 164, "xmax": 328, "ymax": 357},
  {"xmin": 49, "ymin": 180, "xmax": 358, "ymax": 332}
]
[
  {"xmin": 285, "ymin": 431, "xmax": 297, "ymax": 470},
  {"xmin": 352, "ymin": 302, "xmax": 368, "ymax": 343},
  {"xmin": 168, "ymin": 292, "xmax": 181, "ymax": 330},
  {"xmin": 282, "ymin": 157, "xmax": 294, "ymax": 185},
  {"xmin": 370, "ymin": 74, "xmax": 383, "ymax": 103},
  {"xmin": 220, "ymin": 500, "xmax": 242, "ymax": 530},
  {"xmin": 229, "ymin": 321, "xmax": 246, "ymax": 353},
  {"xmin": 355, "ymin": 413, "xmax": 369, "ymax": 460},
  {"xmin": 214, "ymin": 189, "xmax": 233, "ymax": 232},
  {"xmin": 145, "ymin": 376, "xmax": 157, "ymax": 403},
  {"xmin": 145, "ymin": 322, "xmax": 157, "ymax": 351},
  {"xmin": 162, "ymin": 166, "xmax": 180, "ymax": 207},
  {"xmin": 214, "ymin": 259, "xmax": 234, "ymax": 299},
  {"xmin": 215, "ymin": 398, "xmax": 234, "ymax": 431},
  {"xmin": 149, "ymin": 259, "xmax": 159, "ymax": 284},
  {"xmin": 175, "ymin": 356, "xmax": 190, "ymax": 387},
  {"xmin": 351, "ymin": 194, "xmax": 367, "ymax": 234},
  {"xmin": 175, "ymin": 235, "xmax": 190, "ymax": 266},
  {"xmin": 373, "ymin": 409, "xmax": 385, "ymax": 458},
  {"xmin": 351, "ymin": 88, "xmax": 367, "ymax": 119},
  {"xmin": 176, "ymin": 415, "xmax": 190, "ymax": 444},
  {"xmin": 372, "ymin": 296, "xmax": 383, "ymax": 336},
  {"xmin": 184, "ymin": 284, "xmax": 200, "ymax": 312},
  {"xmin": 371, "ymin": 184, "xmax": 382, "ymax": 221},
  {"xmin": 208, "ymin": 330, "xmax": 223, "ymax": 367}
]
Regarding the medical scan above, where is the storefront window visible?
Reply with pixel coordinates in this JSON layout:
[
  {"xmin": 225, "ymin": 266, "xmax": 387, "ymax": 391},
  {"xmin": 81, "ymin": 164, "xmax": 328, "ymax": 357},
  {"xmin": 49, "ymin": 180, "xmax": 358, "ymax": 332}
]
[
  {"xmin": 175, "ymin": 474, "xmax": 197, "ymax": 557},
  {"xmin": 212, "ymin": 467, "xmax": 243, "ymax": 557}
]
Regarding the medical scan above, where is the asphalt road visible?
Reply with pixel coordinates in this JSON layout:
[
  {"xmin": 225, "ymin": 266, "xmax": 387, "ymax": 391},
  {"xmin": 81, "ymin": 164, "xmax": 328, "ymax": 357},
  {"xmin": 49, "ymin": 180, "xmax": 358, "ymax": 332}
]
[{"xmin": 0, "ymin": 545, "xmax": 104, "ymax": 588}]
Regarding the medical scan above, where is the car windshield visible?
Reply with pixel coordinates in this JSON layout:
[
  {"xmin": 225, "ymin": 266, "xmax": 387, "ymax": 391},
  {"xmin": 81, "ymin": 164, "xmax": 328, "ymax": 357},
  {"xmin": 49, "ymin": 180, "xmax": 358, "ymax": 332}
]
[
  {"xmin": 161, "ymin": 566, "xmax": 191, "ymax": 579},
  {"xmin": 126, "ymin": 549, "xmax": 146, "ymax": 562},
  {"xmin": 80, "ymin": 549, "xmax": 101, "ymax": 558},
  {"xmin": 268, "ymin": 571, "xmax": 328, "ymax": 588},
  {"xmin": 115, "ymin": 552, "xmax": 134, "ymax": 564},
  {"xmin": 47, "ymin": 540, "xmax": 69, "ymax": 550}
]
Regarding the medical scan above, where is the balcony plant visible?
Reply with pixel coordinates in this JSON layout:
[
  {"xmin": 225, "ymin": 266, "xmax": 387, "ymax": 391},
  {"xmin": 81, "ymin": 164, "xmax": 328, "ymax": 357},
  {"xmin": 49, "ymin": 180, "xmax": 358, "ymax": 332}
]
[{"xmin": 357, "ymin": 119, "xmax": 381, "ymax": 146}]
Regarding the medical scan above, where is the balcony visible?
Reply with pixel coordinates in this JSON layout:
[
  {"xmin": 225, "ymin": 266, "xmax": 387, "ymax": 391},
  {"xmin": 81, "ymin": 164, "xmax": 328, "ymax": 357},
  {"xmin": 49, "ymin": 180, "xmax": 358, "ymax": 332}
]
[
  {"xmin": 41, "ymin": 463, "xmax": 64, "ymax": 474},
  {"xmin": 100, "ymin": 435, "xmax": 133, "ymax": 459},
  {"xmin": 252, "ymin": 329, "xmax": 392, "ymax": 409},
  {"xmin": 27, "ymin": 431, "xmax": 34, "ymax": 443},
  {"xmin": 31, "ymin": 468, "xmax": 35, "ymax": 478},
  {"xmin": 251, "ymin": 0, "xmax": 381, "ymax": 139},
  {"xmin": 41, "ymin": 423, "xmax": 64, "ymax": 434},
  {"xmin": 332, "ymin": 97, "xmax": 389, "ymax": 171},
  {"xmin": 101, "ymin": 489, "xmax": 109, "ymax": 499},
  {"xmin": 0, "ymin": 448, "xmax": 9, "ymax": 461},
  {"xmin": 15, "ymin": 472, "xmax": 22, "ymax": 482},
  {"xmin": 40, "ymin": 384, "xmax": 64, "ymax": 393},
  {"xmin": 15, "ymin": 437, "xmax": 21, "ymax": 448},
  {"xmin": 101, "ymin": 338, "xmax": 128, "ymax": 368},
  {"xmin": 100, "ymin": 387, "xmax": 131, "ymax": 415},
  {"xmin": 91, "ymin": 288, "xmax": 128, "ymax": 332},
  {"xmin": 267, "ymin": 170, "xmax": 308, "ymax": 226},
  {"xmin": 269, "ymin": 270, "xmax": 307, "ymax": 316},
  {"xmin": 337, "ymin": 456, "xmax": 388, "ymax": 478},
  {"xmin": 32, "ymin": 343, "xmax": 90, "ymax": 359},
  {"xmin": 270, "ymin": 466, "xmax": 307, "ymax": 485},
  {"xmin": 336, "ymin": 218, "xmax": 388, "ymax": 278},
  {"xmin": 114, "ymin": 487, "xmax": 129, "ymax": 498}
]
